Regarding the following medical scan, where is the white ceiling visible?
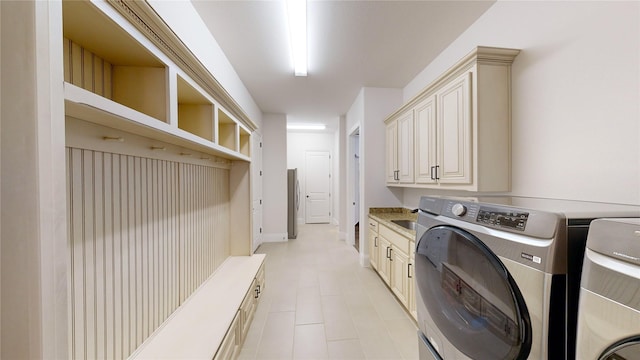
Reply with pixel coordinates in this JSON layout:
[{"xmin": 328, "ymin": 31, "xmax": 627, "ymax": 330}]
[{"xmin": 191, "ymin": 0, "xmax": 495, "ymax": 122}]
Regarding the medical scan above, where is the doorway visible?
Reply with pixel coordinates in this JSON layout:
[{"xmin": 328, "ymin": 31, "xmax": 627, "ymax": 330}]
[
  {"xmin": 304, "ymin": 150, "xmax": 331, "ymax": 224},
  {"xmin": 348, "ymin": 126, "xmax": 360, "ymax": 251}
]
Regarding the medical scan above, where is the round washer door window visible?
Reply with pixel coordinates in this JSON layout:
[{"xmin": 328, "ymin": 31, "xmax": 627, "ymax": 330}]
[
  {"xmin": 599, "ymin": 336, "xmax": 640, "ymax": 360},
  {"xmin": 415, "ymin": 225, "xmax": 532, "ymax": 359}
]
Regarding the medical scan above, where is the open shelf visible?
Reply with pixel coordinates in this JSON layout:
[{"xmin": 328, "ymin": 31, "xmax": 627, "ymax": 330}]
[
  {"xmin": 65, "ymin": 83, "xmax": 249, "ymax": 162},
  {"xmin": 177, "ymin": 76, "xmax": 214, "ymax": 142},
  {"xmin": 62, "ymin": 0, "xmax": 168, "ymax": 123},
  {"xmin": 239, "ymin": 127, "xmax": 251, "ymax": 157},
  {"xmin": 61, "ymin": 0, "xmax": 251, "ymax": 163},
  {"xmin": 217, "ymin": 108, "xmax": 238, "ymax": 153}
]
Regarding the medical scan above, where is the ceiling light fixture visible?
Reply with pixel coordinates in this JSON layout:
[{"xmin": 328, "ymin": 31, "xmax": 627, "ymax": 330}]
[
  {"xmin": 287, "ymin": 123, "xmax": 325, "ymax": 130},
  {"xmin": 286, "ymin": 0, "xmax": 307, "ymax": 76}
]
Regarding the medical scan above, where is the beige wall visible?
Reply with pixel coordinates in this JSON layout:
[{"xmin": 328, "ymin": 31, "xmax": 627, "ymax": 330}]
[{"xmin": 404, "ymin": 1, "xmax": 640, "ymax": 205}]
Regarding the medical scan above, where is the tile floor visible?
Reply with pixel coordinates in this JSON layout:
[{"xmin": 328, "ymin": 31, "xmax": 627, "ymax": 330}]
[{"xmin": 239, "ymin": 224, "xmax": 419, "ymax": 360}]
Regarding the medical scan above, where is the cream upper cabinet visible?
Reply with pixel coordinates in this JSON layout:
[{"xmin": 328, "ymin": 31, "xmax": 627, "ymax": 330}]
[
  {"xmin": 435, "ymin": 71, "xmax": 472, "ymax": 185},
  {"xmin": 386, "ymin": 46, "xmax": 520, "ymax": 192},
  {"xmin": 386, "ymin": 110, "xmax": 414, "ymax": 184},
  {"xmin": 414, "ymin": 95, "xmax": 437, "ymax": 184},
  {"xmin": 385, "ymin": 121, "xmax": 399, "ymax": 183}
]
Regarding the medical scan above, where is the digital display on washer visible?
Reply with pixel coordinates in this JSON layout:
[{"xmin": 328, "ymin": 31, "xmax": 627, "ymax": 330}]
[{"xmin": 476, "ymin": 206, "xmax": 528, "ymax": 231}]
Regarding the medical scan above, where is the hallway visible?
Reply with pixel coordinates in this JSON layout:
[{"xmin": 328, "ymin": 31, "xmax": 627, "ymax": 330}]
[{"xmin": 239, "ymin": 224, "xmax": 419, "ymax": 359}]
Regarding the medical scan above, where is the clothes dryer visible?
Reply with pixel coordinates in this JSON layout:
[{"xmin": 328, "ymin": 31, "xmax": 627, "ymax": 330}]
[
  {"xmin": 576, "ymin": 218, "xmax": 640, "ymax": 360},
  {"xmin": 415, "ymin": 196, "xmax": 640, "ymax": 360}
]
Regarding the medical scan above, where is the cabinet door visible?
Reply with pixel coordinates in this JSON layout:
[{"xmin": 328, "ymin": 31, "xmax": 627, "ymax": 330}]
[
  {"xmin": 214, "ymin": 311, "xmax": 240, "ymax": 360},
  {"xmin": 397, "ymin": 111, "xmax": 414, "ymax": 183},
  {"xmin": 409, "ymin": 242, "xmax": 417, "ymax": 320},
  {"xmin": 436, "ymin": 71, "xmax": 471, "ymax": 184},
  {"xmin": 378, "ymin": 236, "xmax": 392, "ymax": 285},
  {"xmin": 390, "ymin": 247, "xmax": 409, "ymax": 307},
  {"xmin": 415, "ymin": 95, "xmax": 437, "ymax": 184},
  {"xmin": 385, "ymin": 121, "xmax": 398, "ymax": 183},
  {"xmin": 240, "ymin": 278, "xmax": 258, "ymax": 340},
  {"xmin": 369, "ymin": 230, "xmax": 379, "ymax": 270}
]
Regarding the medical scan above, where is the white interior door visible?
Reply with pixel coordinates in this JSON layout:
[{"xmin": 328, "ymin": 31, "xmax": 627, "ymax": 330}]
[{"xmin": 305, "ymin": 151, "xmax": 331, "ymax": 224}]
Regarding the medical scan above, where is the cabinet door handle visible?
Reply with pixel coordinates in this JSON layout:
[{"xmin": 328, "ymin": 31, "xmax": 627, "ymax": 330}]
[
  {"xmin": 386, "ymin": 247, "xmax": 391, "ymax": 259},
  {"xmin": 374, "ymin": 236, "xmax": 378, "ymax": 247},
  {"xmin": 389, "ymin": 248, "xmax": 393, "ymax": 261},
  {"xmin": 430, "ymin": 166, "xmax": 436, "ymax": 180},
  {"xmin": 257, "ymin": 284, "xmax": 261, "ymax": 295},
  {"xmin": 254, "ymin": 288, "xmax": 260, "ymax": 299},
  {"xmin": 435, "ymin": 165, "xmax": 440, "ymax": 180},
  {"xmin": 408, "ymin": 263, "xmax": 412, "ymax": 278}
]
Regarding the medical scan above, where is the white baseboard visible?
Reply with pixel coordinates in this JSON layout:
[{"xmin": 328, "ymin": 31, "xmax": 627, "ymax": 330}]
[{"xmin": 262, "ymin": 233, "xmax": 288, "ymax": 242}]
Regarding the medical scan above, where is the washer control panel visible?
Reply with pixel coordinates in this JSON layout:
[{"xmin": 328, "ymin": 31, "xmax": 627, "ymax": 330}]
[{"xmin": 477, "ymin": 206, "xmax": 529, "ymax": 231}]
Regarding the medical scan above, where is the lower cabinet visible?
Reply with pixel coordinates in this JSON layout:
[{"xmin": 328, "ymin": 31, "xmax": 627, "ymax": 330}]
[
  {"xmin": 214, "ymin": 311, "xmax": 241, "ymax": 360},
  {"xmin": 369, "ymin": 216, "xmax": 416, "ymax": 320},
  {"xmin": 409, "ymin": 243, "xmax": 417, "ymax": 319},
  {"xmin": 215, "ymin": 263, "xmax": 266, "ymax": 360},
  {"xmin": 378, "ymin": 235, "xmax": 392, "ymax": 285},
  {"xmin": 368, "ymin": 219, "xmax": 379, "ymax": 270},
  {"xmin": 390, "ymin": 246, "xmax": 410, "ymax": 307}
]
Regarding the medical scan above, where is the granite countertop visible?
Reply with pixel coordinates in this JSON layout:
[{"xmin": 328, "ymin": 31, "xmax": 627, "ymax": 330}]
[{"xmin": 368, "ymin": 208, "xmax": 417, "ymax": 240}]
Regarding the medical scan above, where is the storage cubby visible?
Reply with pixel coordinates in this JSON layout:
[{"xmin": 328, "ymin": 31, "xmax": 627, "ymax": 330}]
[
  {"xmin": 217, "ymin": 109, "xmax": 238, "ymax": 152},
  {"xmin": 239, "ymin": 127, "xmax": 251, "ymax": 157},
  {"xmin": 177, "ymin": 76, "xmax": 214, "ymax": 141},
  {"xmin": 62, "ymin": 0, "xmax": 168, "ymax": 122}
]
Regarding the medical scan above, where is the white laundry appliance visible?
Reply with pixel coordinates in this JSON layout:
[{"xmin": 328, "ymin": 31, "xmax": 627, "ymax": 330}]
[
  {"xmin": 415, "ymin": 196, "xmax": 640, "ymax": 360},
  {"xmin": 576, "ymin": 218, "xmax": 640, "ymax": 360}
]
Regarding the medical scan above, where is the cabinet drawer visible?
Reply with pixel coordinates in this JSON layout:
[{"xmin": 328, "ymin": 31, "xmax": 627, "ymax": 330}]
[
  {"xmin": 214, "ymin": 310, "xmax": 240, "ymax": 360},
  {"xmin": 379, "ymin": 224, "xmax": 410, "ymax": 254},
  {"xmin": 368, "ymin": 217, "xmax": 379, "ymax": 233}
]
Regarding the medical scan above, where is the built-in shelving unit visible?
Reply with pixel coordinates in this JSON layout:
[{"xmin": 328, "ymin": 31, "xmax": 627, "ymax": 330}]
[
  {"xmin": 62, "ymin": 0, "xmax": 252, "ymax": 161},
  {"xmin": 60, "ymin": 1, "xmax": 258, "ymax": 358}
]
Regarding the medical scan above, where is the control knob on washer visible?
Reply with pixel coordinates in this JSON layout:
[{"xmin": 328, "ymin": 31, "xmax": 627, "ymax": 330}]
[{"xmin": 452, "ymin": 203, "xmax": 467, "ymax": 217}]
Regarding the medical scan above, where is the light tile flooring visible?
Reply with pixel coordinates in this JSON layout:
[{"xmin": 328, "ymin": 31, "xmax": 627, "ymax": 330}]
[{"xmin": 239, "ymin": 224, "xmax": 419, "ymax": 360}]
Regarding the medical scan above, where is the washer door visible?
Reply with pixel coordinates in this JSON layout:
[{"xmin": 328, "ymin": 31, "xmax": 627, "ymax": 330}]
[
  {"xmin": 415, "ymin": 225, "xmax": 532, "ymax": 359},
  {"xmin": 599, "ymin": 336, "xmax": 640, "ymax": 360}
]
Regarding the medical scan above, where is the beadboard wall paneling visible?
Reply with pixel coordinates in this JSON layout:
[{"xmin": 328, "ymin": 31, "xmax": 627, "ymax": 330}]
[
  {"xmin": 67, "ymin": 147, "xmax": 230, "ymax": 359},
  {"xmin": 64, "ymin": 37, "xmax": 113, "ymax": 98}
]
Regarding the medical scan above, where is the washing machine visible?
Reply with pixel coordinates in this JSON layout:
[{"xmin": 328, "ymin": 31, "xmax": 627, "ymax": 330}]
[
  {"xmin": 576, "ymin": 218, "xmax": 640, "ymax": 360},
  {"xmin": 414, "ymin": 196, "xmax": 640, "ymax": 360}
]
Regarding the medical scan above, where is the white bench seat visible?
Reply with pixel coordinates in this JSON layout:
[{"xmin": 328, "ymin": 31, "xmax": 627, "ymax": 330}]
[{"xmin": 130, "ymin": 254, "xmax": 266, "ymax": 359}]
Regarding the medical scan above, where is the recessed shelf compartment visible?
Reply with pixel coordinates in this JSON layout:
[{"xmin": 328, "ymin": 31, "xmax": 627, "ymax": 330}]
[
  {"xmin": 62, "ymin": 0, "xmax": 168, "ymax": 123},
  {"xmin": 217, "ymin": 109, "xmax": 238, "ymax": 152},
  {"xmin": 239, "ymin": 127, "xmax": 251, "ymax": 157},
  {"xmin": 177, "ymin": 76, "xmax": 214, "ymax": 142}
]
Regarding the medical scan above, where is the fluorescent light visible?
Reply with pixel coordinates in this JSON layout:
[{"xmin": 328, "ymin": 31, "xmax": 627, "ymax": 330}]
[
  {"xmin": 286, "ymin": 0, "xmax": 307, "ymax": 76},
  {"xmin": 287, "ymin": 123, "xmax": 326, "ymax": 130}
]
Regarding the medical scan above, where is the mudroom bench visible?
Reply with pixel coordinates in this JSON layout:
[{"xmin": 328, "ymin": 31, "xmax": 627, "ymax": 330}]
[{"xmin": 129, "ymin": 255, "xmax": 266, "ymax": 359}]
